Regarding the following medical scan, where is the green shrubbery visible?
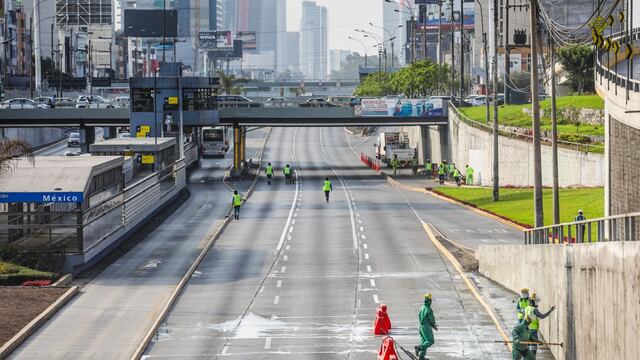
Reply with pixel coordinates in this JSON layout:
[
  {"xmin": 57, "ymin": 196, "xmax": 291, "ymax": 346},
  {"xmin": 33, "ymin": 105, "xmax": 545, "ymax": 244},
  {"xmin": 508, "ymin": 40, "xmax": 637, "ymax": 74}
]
[{"xmin": 0, "ymin": 262, "xmax": 57, "ymax": 286}]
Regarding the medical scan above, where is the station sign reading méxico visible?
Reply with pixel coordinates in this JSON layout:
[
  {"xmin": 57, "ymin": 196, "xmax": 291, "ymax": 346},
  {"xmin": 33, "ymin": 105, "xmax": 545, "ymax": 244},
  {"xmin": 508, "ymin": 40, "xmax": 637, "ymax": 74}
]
[
  {"xmin": 0, "ymin": 192, "xmax": 84, "ymax": 203},
  {"xmin": 358, "ymin": 98, "xmax": 444, "ymax": 118}
]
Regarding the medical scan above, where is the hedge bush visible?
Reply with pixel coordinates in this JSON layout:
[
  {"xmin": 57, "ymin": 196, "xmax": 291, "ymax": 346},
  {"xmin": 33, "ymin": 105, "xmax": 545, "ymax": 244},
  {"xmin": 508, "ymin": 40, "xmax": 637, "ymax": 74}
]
[{"xmin": 0, "ymin": 262, "xmax": 57, "ymax": 286}]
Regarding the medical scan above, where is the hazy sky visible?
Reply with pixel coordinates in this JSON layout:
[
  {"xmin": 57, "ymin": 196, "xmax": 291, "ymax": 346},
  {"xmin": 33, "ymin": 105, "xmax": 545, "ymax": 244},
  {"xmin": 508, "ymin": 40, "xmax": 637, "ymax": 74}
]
[{"xmin": 286, "ymin": 0, "xmax": 385, "ymax": 54}]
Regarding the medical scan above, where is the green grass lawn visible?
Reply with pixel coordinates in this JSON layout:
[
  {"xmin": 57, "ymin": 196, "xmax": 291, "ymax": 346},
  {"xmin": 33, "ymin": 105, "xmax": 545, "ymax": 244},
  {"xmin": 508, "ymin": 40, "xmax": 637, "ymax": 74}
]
[
  {"xmin": 0, "ymin": 261, "xmax": 57, "ymax": 286},
  {"xmin": 435, "ymin": 186, "xmax": 604, "ymax": 228},
  {"xmin": 459, "ymin": 95, "xmax": 604, "ymax": 137}
]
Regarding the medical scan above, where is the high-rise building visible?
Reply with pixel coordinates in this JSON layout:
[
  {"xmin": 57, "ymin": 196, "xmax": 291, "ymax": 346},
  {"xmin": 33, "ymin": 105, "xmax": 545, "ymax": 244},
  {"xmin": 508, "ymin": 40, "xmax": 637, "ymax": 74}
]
[
  {"xmin": 282, "ymin": 32, "xmax": 300, "ymax": 74},
  {"xmin": 209, "ymin": 0, "xmax": 223, "ymax": 30},
  {"xmin": 330, "ymin": 49, "xmax": 352, "ymax": 74},
  {"xmin": 383, "ymin": 0, "xmax": 412, "ymax": 66},
  {"xmin": 300, "ymin": 1, "xmax": 327, "ymax": 80},
  {"xmin": 221, "ymin": 0, "xmax": 236, "ymax": 31}
]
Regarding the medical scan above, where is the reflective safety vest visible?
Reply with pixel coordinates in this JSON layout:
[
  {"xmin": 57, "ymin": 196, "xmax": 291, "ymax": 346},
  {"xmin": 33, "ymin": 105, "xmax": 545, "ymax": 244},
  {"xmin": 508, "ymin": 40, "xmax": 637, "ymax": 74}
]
[
  {"xmin": 323, "ymin": 180, "xmax": 332, "ymax": 192},
  {"xmin": 453, "ymin": 169, "xmax": 461, "ymax": 178},
  {"xmin": 525, "ymin": 305, "xmax": 540, "ymax": 330},
  {"xmin": 391, "ymin": 158, "xmax": 399, "ymax": 167},
  {"xmin": 266, "ymin": 165, "xmax": 273, "ymax": 175},
  {"xmin": 412, "ymin": 158, "xmax": 418, "ymax": 166},
  {"xmin": 438, "ymin": 164, "xmax": 446, "ymax": 175},
  {"xmin": 517, "ymin": 297, "xmax": 529, "ymax": 320},
  {"xmin": 233, "ymin": 194, "xmax": 242, "ymax": 206},
  {"xmin": 284, "ymin": 167, "xmax": 291, "ymax": 175},
  {"xmin": 466, "ymin": 166, "xmax": 474, "ymax": 177},
  {"xmin": 425, "ymin": 162, "xmax": 432, "ymax": 171}
]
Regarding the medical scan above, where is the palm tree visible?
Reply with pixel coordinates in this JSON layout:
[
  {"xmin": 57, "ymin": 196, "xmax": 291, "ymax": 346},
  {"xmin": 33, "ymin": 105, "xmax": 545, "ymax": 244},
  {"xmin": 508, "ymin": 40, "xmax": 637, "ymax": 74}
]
[
  {"xmin": 218, "ymin": 71, "xmax": 236, "ymax": 95},
  {"xmin": 0, "ymin": 139, "xmax": 34, "ymax": 181}
]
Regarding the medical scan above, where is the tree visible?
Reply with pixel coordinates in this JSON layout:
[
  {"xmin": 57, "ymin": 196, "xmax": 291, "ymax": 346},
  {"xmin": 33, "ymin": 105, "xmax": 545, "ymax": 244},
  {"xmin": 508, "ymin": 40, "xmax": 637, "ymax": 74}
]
[
  {"xmin": 353, "ymin": 72, "xmax": 393, "ymax": 97},
  {"xmin": 0, "ymin": 139, "xmax": 34, "ymax": 181},
  {"xmin": 329, "ymin": 52, "xmax": 380, "ymax": 81},
  {"xmin": 557, "ymin": 45, "xmax": 595, "ymax": 94}
]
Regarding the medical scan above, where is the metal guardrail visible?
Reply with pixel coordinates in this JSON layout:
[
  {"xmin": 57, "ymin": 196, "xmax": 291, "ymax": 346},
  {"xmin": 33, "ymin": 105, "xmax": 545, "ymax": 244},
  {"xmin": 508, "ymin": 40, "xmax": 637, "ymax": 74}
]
[
  {"xmin": 595, "ymin": 28, "xmax": 640, "ymax": 95},
  {"xmin": 449, "ymin": 104, "xmax": 604, "ymax": 153},
  {"xmin": 524, "ymin": 212, "xmax": 640, "ymax": 244}
]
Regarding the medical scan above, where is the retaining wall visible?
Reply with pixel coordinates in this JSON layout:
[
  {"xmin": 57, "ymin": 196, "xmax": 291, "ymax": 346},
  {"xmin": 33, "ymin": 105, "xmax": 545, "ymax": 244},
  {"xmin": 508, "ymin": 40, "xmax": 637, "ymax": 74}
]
[
  {"xmin": 402, "ymin": 109, "xmax": 605, "ymax": 187},
  {"xmin": 1, "ymin": 128, "xmax": 66, "ymax": 149},
  {"xmin": 477, "ymin": 243, "xmax": 640, "ymax": 360}
]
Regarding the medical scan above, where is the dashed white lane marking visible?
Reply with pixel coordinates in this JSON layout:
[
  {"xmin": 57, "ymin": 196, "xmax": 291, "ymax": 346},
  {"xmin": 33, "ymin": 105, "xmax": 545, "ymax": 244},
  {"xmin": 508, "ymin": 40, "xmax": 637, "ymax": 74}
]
[
  {"xmin": 285, "ymin": 245, "xmax": 290, "ymax": 251},
  {"xmin": 356, "ymin": 213, "xmax": 361, "ymax": 217},
  {"xmin": 292, "ymin": 219, "xmax": 296, "ymax": 225},
  {"xmin": 361, "ymin": 234, "xmax": 366, "ymax": 240},
  {"xmin": 273, "ymin": 296, "xmax": 280, "ymax": 305},
  {"xmin": 358, "ymin": 219, "xmax": 362, "ymax": 224},
  {"xmin": 370, "ymin": 279, "xmax": 376, "ymax": 287},
  {"xmin": 287, "ymin": 234, "xmax": 292, "ymax": 241},
  {"xmin": 367, "ymin": 265, "xmax": 372, "ymax": 273},
  {"xmin": 276, "ymin": 280, "xmax": 282, "ymax": 288},
  {"xmin": 363, "ymin": 243, "xmax": 368, "ymax": 249},
  {"xmin": 264, "ymin": 337, "xmax": 272, "ymax": 350},
  {"xmin": 288, "ymin": 227, "xmax": 293, "ymax": 234},
  {"xmin": 280, "ymin": 266, "xmax": 287, "ymax": 273},
  {"xmin": 259, "ymin": 286, "xmax": 265, "ymax": 293},
  {"xmin": 283, "ymin": 255, "xmax": 288, "ymax": 261},
  {"xmin": 275, "ymin": 161, "xmax": 300, "ymax": 255},
  {"xmin": 359, "ymin": 226, "xmax": 364, "ymax": 231},
  {"xmin": 365, "ymin": 253, "xmax": 369, "ymax": 260},
  {"xmin": 373, "ymin": 294, "xmax": 380, "ymax": 304},
  {"xmin": 221, "ymin": 346, "xmax": 229, "ymax": 354}
]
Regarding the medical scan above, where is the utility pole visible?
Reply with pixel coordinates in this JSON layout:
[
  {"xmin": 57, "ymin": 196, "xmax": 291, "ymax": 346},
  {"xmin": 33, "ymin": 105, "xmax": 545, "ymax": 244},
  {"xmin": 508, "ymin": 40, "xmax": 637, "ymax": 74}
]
[
  {"xmin": 530, "ymin": 0, "xmax": 543, "ymax": 227},
  {"xmin": 34, "ymin": 0, "xmax": 41, "ymax": 95},
  {"xmin": 459, "ymin": 0, "xmax": 464, "ymax": 99},
  {"xmin": 550, "ymin": 36, "xmax": 559, "ymax": 225},
  {"xmin": 504, "ymin": 0, "xmax": 510, "ymax": 105},
  {"xmin": 29, "ymin": 16, "xmax": 33, "ymax": 98},
  {"xmin": 50, "ymin": 23, "xmax": 53, "ymax": 72},
  {"xmin": 438, "ymin": 0, "xmax": 442, "ymax": 64},
  {"xmin": 492, "ymin": 0, "xmax": 499, "ymax": 201},
  {"xmin": 450, "ymin": 0, "xmax": 455, "ymax": 98},
  {"xmin": 476, "ymin": 0, "xmax": 490, "ymax": 154}
]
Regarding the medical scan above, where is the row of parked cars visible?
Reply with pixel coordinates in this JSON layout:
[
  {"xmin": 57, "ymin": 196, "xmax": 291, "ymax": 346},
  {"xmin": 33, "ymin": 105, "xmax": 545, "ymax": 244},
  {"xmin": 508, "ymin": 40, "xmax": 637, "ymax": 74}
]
[{"xmin": 0, "ymin": 95, "xmax": 130, "ymax": 109}]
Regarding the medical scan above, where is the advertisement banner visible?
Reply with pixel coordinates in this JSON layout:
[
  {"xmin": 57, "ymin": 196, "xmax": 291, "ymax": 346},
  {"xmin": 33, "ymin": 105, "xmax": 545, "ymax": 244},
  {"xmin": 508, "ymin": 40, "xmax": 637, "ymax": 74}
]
[
  {"xmin": 199, "ymin": 31, "xmax": 233, "ymax": 50},
  {"xmin": 419, "ymin": 0, "xmax": 475, "ymax": 29},
  {"xmin": 360, "ymin": 98, "xmax": 444, "ymax": 118},
  {"xmin": 236, "ymin": 31, "xmax": 257, "ymax": 50},
  {"xmin": 0, "ymin": 192, "xmax": 84, "ymax": 203}
]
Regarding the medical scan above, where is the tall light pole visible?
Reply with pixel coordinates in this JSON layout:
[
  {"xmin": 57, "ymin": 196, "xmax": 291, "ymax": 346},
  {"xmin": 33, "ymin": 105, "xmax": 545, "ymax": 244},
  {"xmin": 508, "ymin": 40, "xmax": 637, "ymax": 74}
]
[
  {"xmin": 348, "ymin": 36, "xmax": 368, "ymax": 67},
  {"xmin": 33, "ymin": 0, "xmax": 41, "ymax": 95},
  {"xmin": 477, "ymin": 0, "xmax": 495, "ymax": 200},
  {"xmin": 492, "ymin": 0, "xmax": 500, "ymax": 201},
  {"xmin": 369, "ymin": 23, "xmax": 403, "ymax": 68},
  {"xmin": 530, "ymin": 0, "xmax": 543, "ymax": 227}
]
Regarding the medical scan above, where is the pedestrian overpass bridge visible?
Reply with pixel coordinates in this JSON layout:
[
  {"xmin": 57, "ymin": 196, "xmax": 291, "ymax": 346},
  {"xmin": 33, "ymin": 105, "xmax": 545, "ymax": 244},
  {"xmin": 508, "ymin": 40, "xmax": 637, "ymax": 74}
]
[{"xmin": 0, "ymin": 107, "xmax": 448, "ymax": 128}]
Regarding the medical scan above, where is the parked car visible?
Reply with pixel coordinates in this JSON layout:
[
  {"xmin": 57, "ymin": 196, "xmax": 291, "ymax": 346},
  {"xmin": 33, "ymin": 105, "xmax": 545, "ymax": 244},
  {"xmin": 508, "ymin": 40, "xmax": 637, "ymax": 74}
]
[
  {"xmin": 75, "ymin": 95, "xmax": 112, "ymax": 108},
  {"xmin": 55, "ymin": 97, "xmax": 77, "ymax": 108},
  {"xmin": 33, "ymin": 96, "xmax": 55, "ymax": 108},
  {"xmin": 0, "ymin": 98, "xmax": 48, "ymax": 109},
  {"xmin": 327, "ymin": 96, "xmax": 361, "ymax": 107},
  {"xmin": 118, "ymin": 132, "xmax": 131, "ymax": 139},
  {"xmin": 300, "ymin": 97, "xmax": 336, "ymax": 108},
  {"xmin": 111, "ymin": 96, "xmax": 130, "ymax": 108},
  {"xmin": 67, "ymin": 132, "xmax": 81, "ymax": 147},
  {"xmin": 215, "ymin": 95, "xmax": 259, "ymax": 108},
  {"xmin": 264, "ymin": 97, "xmax": 286, "ymax": 107}
]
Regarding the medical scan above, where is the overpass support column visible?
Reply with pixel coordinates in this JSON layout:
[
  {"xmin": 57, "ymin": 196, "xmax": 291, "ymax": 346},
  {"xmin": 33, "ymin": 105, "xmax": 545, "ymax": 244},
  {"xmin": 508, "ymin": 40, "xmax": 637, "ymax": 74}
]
[
  {"xmin": 103, "ymin": 126, "xmax": 117, "ymax": 140},
  {"xmin": 232, "ymin": 124, "xmax": 246, "ymax": 177},
  {"xmin": 80, "ymin": 125, "xmax": 95, "ymax": 153}
]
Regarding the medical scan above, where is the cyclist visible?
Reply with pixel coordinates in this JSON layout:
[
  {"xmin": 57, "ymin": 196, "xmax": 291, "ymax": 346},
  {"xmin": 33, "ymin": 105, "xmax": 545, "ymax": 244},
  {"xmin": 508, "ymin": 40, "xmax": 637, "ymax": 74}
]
[
  {"xmin": 265, "ymin": 162, "xmax": 274, "ymax": 185},
  {"xmin": 323, "ymin": 177, "xmax": 333, "ymax": 202}
]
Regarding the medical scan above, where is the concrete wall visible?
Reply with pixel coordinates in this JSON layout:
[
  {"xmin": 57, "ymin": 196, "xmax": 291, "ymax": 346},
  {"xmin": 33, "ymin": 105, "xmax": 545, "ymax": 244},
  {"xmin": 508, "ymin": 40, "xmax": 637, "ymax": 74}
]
[
  {"xmin": 477, "ymin": 243, "xmax": 640, "ymax": 360},
  {"xmin": 403, "ymin": 109, "xmax": 605, "ymax": 187},
  {"xmin": 1, "ymin": 128, "xmax": 66, "ymax": 149}
]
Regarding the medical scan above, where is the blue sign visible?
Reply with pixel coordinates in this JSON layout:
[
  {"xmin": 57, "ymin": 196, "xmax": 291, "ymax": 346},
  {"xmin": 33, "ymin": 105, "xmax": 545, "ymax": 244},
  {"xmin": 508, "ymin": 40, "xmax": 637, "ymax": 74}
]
[{"xmin": 0, "ymin": 192, "xmax": 84, "ymax": 203}]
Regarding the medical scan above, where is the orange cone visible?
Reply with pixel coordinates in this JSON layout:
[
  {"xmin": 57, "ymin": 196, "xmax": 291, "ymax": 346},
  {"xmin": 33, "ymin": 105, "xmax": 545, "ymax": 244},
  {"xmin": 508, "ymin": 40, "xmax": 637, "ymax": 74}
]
[
  {"xmin": 377, "ymin": 336, "xmax": 398, "ymax": 360},
  {"xmin": 373, "ymin": 308, "xmax": 388, "ymax": 335},
  {"xmin": 380, "ymin": 304, "xmax": 392, "ymax": 330}
]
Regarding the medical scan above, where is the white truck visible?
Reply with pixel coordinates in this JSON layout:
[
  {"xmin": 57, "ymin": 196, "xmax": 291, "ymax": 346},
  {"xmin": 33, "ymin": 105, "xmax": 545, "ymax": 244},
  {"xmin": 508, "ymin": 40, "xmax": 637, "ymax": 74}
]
[{"xmin": 375, "ymin": 132, "xmax": 415, "ymax": 166}]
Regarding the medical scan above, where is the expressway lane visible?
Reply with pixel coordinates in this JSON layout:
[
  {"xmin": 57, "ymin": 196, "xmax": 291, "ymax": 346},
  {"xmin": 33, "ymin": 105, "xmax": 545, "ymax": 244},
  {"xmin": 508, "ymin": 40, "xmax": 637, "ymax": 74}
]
[
  {"xmin": 10, "ymin": 130, "xmax": 267, "ymax": 360},
  {"xmin": 144, "ymin": 126, "xmax": 510, "ymax": 359}
]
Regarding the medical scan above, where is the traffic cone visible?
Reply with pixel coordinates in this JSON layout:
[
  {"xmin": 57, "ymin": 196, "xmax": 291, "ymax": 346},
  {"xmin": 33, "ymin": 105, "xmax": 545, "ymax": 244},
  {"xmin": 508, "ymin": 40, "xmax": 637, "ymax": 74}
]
[
  {"xmin": 377, "ymin": 336, "xmax": 398, "ymax": 360},
  {"xmin": 380, "ymin": 304, "xmax": 392, "ymax": 330},
  {"xmin": 373, "ymin": 308, "xmax": 389, "ymax": 335}
]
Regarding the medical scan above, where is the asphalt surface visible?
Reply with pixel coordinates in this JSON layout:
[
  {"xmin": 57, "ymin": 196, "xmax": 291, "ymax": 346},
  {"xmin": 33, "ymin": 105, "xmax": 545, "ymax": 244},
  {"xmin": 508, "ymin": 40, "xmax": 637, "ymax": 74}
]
[
  {"xmin": 10, "ymin": 130, "xmax": 267, "ymax": 360},
  {"xmin": 34, "ymin": 128, "xmax": 104, "ymax": 156},
  {"xmin": 143, "ymin": 127, "xmax": 513, "ymax": 359}
]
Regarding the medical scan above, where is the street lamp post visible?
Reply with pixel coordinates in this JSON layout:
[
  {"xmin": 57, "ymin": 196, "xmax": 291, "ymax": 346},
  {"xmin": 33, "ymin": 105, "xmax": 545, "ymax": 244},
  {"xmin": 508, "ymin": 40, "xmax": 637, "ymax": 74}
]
[
  {"xmin": 387, "ymin": 0, "xmax": 416, "ymax": 63},
  {"xmin": 348, "ymin": 36, "xmax": 368, "ymax": 67}
]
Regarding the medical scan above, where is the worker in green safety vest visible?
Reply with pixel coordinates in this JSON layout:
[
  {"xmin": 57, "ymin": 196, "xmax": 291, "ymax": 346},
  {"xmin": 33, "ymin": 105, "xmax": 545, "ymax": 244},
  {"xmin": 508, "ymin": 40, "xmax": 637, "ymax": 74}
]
[
  {"xmin": 438, "ymin": 161, "xmax": 447, "ymax": 184},
  {"xmin": 453, "ymin": 167, "xmax": 462, "ymax": 186},
  {"xmin": 448, "ymin": 162, "xmax": 456, "ymax": 179},
  {"xmin": 465, "ymin": 164, "xmax": 474, "ymax": 185},
  {"xmin": 511, "ymin": 315, "xmax": 534, "ymax": 360},
  {"xmin": 265, "ymin": 162, "xmax": 274, "ymax": 185},
  {"xmin": 411, "ymin": 155, "xmax": 419, "ymax": 175},
  {"xmin": 516, "ymin": 288, "xmax": 530, "ymax": 323},
  {"xmin": 524, "ymin": 293, "xmax": 556, "ymax": 356},
  {"xmin": 414, "ymin": 293, "xmax": 438, "ymax": 360},
  {"xmin": 425, "ymin": 159, "xmax": 433, "ymax": 179},
  {"xmin": 232, "ymin": 190, "xmax": 243, "ymax": 220},
  {"xmin": 391, "ymin": 154, "xmax": 400, "ymax": 175},
  {"xmin": 323, "ymin": 177, "xmax": 332, "ymax": 202},
  {"xmin": 283, "ymin": 164, "xmax": 293, "ymax": 184}
]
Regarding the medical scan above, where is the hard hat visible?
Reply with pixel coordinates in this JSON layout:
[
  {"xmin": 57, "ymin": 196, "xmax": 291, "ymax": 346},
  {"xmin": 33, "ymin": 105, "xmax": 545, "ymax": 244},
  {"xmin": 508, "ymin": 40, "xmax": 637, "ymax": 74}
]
[
  {"xmin": 578, "ymin": 209, "xmax": 583, "ymax": 214},
  {"xmin": 521, "ymin": 288, "xmax": 529, "ymax": 294},
  {"xmin": 424, "ymin": 293, "xmax": 432, "ymax": 300},
  {"xmin": 530, "ymin": 292, "xmax": 537, "ymax": 300},
  {"xmin": 380, "ymin": 304, "xmax": 387, "ymax": 312}
]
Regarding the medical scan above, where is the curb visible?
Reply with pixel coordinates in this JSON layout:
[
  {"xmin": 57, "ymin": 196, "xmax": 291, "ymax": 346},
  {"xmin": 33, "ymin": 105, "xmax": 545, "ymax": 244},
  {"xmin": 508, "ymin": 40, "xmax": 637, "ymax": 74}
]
[
  {"xmin": 52, "ymin": 274, "xmax": 73, "ymax": 286},
  {"xmin": 0, "ymin": 286, "xmax": 79, "ymax": 359},
  {"xmin": 422, "ymin": 223, "xmax": 511, "ymax": 352},
  {"xmin": 129, "ymin": 127, "xmax": 273, "ymax": 360}
]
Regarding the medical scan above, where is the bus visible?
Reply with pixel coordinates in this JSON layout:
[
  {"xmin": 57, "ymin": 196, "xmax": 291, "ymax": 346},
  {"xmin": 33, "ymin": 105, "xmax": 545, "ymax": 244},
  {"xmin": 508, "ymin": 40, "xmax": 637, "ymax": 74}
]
[{"xmin": 201, "ymin": 126, "xmax": 229, "ymax": 157}]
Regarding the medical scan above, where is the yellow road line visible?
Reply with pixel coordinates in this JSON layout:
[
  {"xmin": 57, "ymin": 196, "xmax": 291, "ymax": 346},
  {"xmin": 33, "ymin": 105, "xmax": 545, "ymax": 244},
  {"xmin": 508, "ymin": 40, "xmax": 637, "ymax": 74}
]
[{"xmin": 422, "ymin": 222, "xmax": 512, "ymax": 351}]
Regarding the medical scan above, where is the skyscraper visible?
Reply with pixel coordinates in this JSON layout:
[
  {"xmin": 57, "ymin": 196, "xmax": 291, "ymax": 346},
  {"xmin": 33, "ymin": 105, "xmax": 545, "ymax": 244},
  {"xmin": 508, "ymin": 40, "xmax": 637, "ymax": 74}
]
[
  {"xmin": 383, "ymin": 0, "xmax": 412, "ymax": 65},
  {"xmin": 300, "ymin": 1, "xmax": 327, "ymax": 80}
]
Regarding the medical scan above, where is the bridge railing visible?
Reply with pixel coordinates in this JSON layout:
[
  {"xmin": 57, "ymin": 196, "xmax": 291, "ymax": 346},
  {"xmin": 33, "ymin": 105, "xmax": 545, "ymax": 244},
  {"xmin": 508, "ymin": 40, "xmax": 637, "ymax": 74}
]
[
  {"xmin": 595, "ymin": 27, "xmax": 640, "ymax": 97},
  {"xmin": 450, "ymin": 103, "xmax": 604, "ymax": 153},
  {"xmin": 524, "ymin": 212, "xmax": 640, "ymax": 244}
]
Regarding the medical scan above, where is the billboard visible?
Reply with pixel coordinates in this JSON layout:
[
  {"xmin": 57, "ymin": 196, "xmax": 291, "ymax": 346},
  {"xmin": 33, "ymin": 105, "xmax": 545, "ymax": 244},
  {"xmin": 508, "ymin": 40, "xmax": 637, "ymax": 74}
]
[
  {"xmin": 124, "ymin": 10, "xmax": 177, "ymax": 37},
  {"xmin": 419, "ymin": 0, "xmax": 475, "ymax": 30},
  {"xmin": 359, "ymin": 98, "xmax": 444, "ymax": 117},
  {"xmin": 199, "ymin": 30, "xmax": 232, "ymax": 50},
  {"xmin": 236, "ymin": 31, "xmax": 257, "ymax": 50}
]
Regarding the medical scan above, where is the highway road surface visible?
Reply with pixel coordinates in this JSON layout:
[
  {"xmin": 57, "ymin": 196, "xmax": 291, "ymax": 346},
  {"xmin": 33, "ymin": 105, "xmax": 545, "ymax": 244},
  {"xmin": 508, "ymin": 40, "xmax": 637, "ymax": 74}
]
[{"xmin": 13, "ymin": 126, "xmax": 523, "ymax": 359}]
